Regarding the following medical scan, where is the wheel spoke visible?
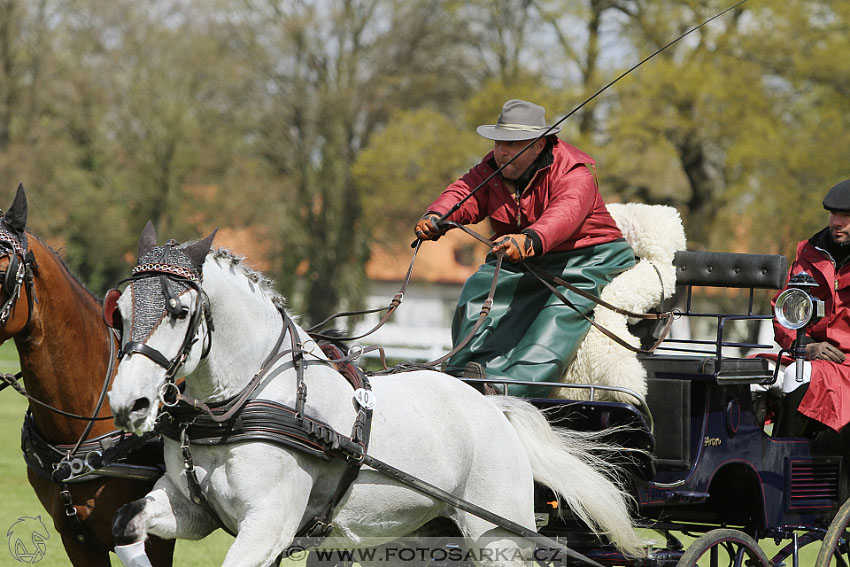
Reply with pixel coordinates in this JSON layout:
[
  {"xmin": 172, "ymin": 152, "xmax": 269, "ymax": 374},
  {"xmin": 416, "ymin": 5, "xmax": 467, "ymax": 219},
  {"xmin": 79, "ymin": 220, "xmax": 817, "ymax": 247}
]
[
  {"xmin": 734, "ymin": 545, "xmax": 745, "ymax": 567},
  {"xmin": 675, "ymin": 529, "xmax": 769, "ymax": 567}
]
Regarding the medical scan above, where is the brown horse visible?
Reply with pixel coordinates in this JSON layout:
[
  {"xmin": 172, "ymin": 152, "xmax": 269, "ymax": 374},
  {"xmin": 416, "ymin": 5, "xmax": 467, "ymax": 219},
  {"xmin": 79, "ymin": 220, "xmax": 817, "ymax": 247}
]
[{"xmin": 0, "ymin": 185, "xmax": 175, "ymax": 566}]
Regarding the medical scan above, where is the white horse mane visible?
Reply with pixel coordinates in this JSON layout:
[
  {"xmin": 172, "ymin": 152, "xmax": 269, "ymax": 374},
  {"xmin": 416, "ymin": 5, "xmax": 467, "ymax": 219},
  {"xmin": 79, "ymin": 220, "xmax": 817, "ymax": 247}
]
[{"xmin": 209, "ymin": 247, "xmax": 290, "ymax": 313}]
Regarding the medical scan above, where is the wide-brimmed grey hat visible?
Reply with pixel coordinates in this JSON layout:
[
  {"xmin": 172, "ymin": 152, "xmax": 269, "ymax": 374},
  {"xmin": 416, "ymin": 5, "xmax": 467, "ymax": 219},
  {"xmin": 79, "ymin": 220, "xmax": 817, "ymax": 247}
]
[{"xmin": 476, "ymin": 99, "xmax": 561, "ymax": 141}]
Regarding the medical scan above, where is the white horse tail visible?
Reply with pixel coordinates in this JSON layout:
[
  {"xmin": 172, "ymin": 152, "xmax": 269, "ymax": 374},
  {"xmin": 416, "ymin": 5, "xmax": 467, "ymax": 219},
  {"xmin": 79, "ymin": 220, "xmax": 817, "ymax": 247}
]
[{"xmin": 489, "ymin": 395, "xmax": 644, "ymax": 557}]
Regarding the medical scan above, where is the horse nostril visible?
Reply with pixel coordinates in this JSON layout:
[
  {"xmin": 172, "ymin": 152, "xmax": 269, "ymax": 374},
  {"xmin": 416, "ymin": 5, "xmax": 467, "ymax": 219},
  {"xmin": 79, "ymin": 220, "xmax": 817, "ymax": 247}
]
[{"xmin": 131, "ymin": 398, "xmax": 150, "ymax": 414}]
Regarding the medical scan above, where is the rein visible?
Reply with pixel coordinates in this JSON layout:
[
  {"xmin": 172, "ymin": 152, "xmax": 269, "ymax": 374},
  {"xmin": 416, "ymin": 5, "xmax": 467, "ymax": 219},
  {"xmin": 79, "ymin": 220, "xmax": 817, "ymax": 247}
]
[
  {"xmin": 520, "ymin": 256, "xmax": 674, "ymax": 355},
  {"xmin": 166, "ymin": 309, "xmax": 294, "ymax": 422},
  {"xmin": 0, "ymin": 328, "xmax": 119, "ymax": 423},
  {"xmin": 314, "ymin": 217, "xmax": 674, "ymax": 369},
  {"xmin": 306, "ymin": 240, "xmax": 423, "ymax": 341},
  {"xmin": 445, "ymin": 221, "xmax": 676, "ymax": 355},
  {"xmin": 304, "ymin": 230, "xmax": 506, "ymax": 371}
]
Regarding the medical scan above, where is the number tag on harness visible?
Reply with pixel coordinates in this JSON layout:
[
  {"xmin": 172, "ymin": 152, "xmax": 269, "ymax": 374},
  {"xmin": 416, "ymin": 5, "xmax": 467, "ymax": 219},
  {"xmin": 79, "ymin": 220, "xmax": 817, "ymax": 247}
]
[{"xmin": 353, "ymin": 388, "xmax": 376, "ymax": 410}]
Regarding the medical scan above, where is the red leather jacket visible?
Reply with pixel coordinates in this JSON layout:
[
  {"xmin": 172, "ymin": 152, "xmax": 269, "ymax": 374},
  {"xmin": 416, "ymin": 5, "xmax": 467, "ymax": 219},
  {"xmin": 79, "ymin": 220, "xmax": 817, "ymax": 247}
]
[
  {"xmin": 773, "ymin": 229, "xmax": 850, "ymax": 430},
  {"xmin": 426, "ymin": 139, "xmax": 623, "ymax": 254},
  {"xmin": 773, "ymin": 231, "xmax": 850, "ymax": 353}
]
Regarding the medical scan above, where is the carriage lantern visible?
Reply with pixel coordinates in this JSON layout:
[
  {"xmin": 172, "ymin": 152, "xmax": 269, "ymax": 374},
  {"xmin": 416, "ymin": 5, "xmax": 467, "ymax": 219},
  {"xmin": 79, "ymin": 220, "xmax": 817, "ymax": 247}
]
[{"xmin": 774, "ymin": 271, "xmax": 825, "ymax": 382}]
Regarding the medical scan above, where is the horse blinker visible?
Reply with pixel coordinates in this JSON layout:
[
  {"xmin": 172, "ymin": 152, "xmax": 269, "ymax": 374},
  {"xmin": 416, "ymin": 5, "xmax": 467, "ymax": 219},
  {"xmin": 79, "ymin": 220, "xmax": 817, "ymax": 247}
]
[
  {"xmin": 102, "ymin": 289, "xmax": 123, "ymax": 330},
  {"xmin": 1, "ymin": 252, "xmax": 20, "ymax": 299}
]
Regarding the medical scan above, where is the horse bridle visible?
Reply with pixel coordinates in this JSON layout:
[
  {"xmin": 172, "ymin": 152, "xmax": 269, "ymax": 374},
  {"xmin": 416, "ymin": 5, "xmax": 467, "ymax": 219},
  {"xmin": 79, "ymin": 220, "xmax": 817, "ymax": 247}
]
[
  {"xmin": 105, "ymin": 243, "xmax": 214, "ymax": 403},
  {"xmin": 0, "ymin": 224, "xmax": 37, "ymax": 327}
]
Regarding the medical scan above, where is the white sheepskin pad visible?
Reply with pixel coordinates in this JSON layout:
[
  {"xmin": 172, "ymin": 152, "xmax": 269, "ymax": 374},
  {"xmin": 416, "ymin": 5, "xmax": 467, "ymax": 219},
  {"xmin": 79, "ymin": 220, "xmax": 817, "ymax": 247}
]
[{"xmin": 551, "ymin": 203, "xmax": 687, "ymax": 404}]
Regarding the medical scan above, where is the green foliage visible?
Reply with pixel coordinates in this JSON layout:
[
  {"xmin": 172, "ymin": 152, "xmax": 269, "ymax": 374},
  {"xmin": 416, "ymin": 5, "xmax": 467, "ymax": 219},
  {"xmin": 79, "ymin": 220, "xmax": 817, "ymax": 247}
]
[
  {"xmin": 1, "ymin": 0, "xmax": 850, "ymax": 316},
  {"xmin": 355, "ymin": 108, "xmax": 483, "ymax": 245}
]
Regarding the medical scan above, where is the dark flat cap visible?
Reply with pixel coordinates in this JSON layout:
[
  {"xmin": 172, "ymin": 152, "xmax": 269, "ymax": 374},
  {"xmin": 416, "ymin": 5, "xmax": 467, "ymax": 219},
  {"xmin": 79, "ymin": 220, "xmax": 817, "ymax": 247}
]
[{"xmin": 823, "ymin": 179, "xmax": 850, "ymax": 212}]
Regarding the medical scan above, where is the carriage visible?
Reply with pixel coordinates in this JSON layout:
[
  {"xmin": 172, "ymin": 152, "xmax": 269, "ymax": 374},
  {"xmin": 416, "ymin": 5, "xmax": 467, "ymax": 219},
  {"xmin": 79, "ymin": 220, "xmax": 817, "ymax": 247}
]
[{"xmin": 486, "ymin": 249, "xmax": 850, "ymax": 566}]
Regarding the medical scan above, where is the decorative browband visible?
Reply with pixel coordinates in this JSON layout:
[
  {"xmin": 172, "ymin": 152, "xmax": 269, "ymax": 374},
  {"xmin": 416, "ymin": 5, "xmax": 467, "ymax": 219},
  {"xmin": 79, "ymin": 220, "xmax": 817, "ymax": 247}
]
[
  {"xmin": 132, "ymin": 262, "xmax": 199, "ymax": 282},
  {"xmin": 0, "ymin": 228, "xmax": 25, "ymax": 257}
]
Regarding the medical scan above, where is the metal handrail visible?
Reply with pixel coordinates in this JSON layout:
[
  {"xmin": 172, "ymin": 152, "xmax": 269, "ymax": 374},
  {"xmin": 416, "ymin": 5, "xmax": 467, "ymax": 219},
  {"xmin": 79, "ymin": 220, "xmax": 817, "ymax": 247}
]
[{"xmin": 460, "ymin": 378, "xmax": 654, "ymax": 434}]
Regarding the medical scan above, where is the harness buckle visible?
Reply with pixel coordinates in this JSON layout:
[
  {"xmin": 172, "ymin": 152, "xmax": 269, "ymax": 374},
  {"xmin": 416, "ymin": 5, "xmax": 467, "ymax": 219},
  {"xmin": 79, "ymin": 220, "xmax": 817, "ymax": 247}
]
[
  {"xmin": 59, "ymin": 487, "xmax": 78, "ymax": 517},
  {"xmin": 346, "ymin": 344, "xmax": 364, "ymax": 361},
  {"xmin": 348, "ymin": 442, "xmax": 367, "ymax": 465},
  {"xmin": 299, "ymin": 339, "xmax": 320, "ymax": 358}
]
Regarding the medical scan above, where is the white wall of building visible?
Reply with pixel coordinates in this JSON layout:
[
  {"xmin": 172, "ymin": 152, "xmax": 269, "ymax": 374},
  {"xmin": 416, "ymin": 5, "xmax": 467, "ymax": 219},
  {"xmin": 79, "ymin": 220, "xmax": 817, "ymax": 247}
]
[{"xmin": 352, "ymin": 280, "xmax": 463, "ymax": 362}]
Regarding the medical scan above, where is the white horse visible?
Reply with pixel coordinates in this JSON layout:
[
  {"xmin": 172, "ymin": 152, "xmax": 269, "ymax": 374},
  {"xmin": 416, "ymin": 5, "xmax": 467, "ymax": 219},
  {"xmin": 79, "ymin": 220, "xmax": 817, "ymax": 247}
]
[{"xmin": 106, "ymin": 224, "xmax": 642, "ymax": 567}]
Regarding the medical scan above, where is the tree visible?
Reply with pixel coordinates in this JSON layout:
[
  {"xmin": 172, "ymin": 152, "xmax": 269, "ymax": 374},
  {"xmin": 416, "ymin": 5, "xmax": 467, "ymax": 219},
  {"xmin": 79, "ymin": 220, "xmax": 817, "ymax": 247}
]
[
  {"xmin": 232, "ymin": 0, "xmax": 474, "ymax": 324},
  {"xmin": 568, "ymin": 0, "xmax": 850, "ymax": 255}
]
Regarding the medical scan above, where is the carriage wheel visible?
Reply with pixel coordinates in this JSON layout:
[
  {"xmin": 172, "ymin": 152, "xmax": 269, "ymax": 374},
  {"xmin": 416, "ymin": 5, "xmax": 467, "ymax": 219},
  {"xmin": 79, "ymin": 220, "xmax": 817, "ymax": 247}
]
[
  {"xmin": 816, "ymin": 497, "xmax": 850, "ymax": 567},
  {"xmin": 676, "ymin": 528, "xmax": 769, "ymax": 567}
]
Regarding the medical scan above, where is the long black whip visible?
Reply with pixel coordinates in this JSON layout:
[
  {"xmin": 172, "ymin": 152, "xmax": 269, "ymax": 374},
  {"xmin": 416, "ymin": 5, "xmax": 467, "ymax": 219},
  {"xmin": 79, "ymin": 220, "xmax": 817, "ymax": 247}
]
[{"xmin": 412, "ymin": 0, "xmax": 749, "ymax": 247}]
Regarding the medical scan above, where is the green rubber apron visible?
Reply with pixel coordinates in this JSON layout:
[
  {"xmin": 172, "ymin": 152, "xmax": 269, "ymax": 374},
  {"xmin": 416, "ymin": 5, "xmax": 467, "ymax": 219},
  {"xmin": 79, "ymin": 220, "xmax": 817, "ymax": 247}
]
[{"xmin": 446, "ymin": 239, "xmax": 635, "ymax": 397}]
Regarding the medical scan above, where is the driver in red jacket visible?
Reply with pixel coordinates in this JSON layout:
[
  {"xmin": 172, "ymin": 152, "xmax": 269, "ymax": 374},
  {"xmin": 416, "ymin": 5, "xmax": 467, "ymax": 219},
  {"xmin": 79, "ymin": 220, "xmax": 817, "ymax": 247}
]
[{"xmin": 414, "ymin": 99, "xmax": 634, "ymax": 397}]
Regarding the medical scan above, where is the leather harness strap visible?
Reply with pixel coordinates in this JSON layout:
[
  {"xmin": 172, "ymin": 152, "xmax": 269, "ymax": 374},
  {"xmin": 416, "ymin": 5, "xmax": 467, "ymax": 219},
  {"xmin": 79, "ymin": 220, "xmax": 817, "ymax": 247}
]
[
  {"xmin": 523, "ymin": 260, "xmax": 674, "ymax": 355},
  {"xmin": 307, "ymin": 240, "xmax": 423, "ymax": 342},
  {"xmin": 422, "ymin": 253, "xmax": 504, "ymax": 367},
  {"xmin": 157, "ymin": 304, "xmax": 375, "ymax": 545},
  {"xmin": 163, "ymin": 363, "xmax": 374, "ymax": 545}
]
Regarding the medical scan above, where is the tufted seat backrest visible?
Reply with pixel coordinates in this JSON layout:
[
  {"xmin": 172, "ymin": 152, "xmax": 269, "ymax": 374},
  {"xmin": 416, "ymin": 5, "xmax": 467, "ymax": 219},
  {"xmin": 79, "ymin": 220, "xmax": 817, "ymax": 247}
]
[{"xmin": 673, "ymin": 251, "xmax": 787, "ymax": 290}]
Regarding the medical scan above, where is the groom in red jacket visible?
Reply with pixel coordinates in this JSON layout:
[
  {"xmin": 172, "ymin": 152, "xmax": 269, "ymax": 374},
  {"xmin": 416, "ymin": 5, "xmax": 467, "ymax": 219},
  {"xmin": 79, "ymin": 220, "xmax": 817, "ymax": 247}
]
[{"xmin": 774, "ymin": 179, "xmax": 850, "ymax": 433}]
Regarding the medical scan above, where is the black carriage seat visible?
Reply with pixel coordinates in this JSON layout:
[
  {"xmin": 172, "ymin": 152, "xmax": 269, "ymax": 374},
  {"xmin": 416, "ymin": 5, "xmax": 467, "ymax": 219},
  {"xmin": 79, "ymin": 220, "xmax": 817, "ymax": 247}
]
[
  {"xmin": 636, "ymin": 251, "xmax": 788, "ymax": 468},
  {"xmin": 640, "ymin": 354, "xmax": 773, "ymax": 385},
  {"xmin": 672, "ymin": 250, "xmax": 788, "ymax": 290}
]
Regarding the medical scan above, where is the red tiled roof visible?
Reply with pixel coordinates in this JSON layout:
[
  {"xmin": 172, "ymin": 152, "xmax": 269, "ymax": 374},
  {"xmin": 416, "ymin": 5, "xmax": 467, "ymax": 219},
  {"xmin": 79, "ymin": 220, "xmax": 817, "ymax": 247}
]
[{"xmin": 366, "ymin": 223, "xmax": 489, "ymax": 284}]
